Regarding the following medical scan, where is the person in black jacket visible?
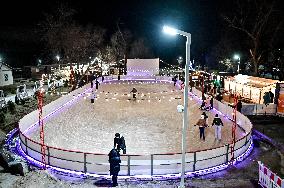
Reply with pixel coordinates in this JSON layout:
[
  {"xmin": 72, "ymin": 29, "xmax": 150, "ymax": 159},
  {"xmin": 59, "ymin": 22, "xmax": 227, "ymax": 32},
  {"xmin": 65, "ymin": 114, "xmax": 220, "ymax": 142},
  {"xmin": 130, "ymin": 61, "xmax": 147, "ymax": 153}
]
[
  {"xmin": 236, "ymin": 100, "xmax": 242, "ymax": 112},
  {"xmin": 211, "ymin": 114, "xmax": 224, "ymax": 140},
  {"xmin": 108, "ymin": 149, "xmax": 121, "ymax": 187},
  {"xmin": 95, "ymin": 79, "xmax": 100, "ymax": 90},
  {"xmin": 114, "ymin": 133, "xmax": 121, "ymax": 152}
]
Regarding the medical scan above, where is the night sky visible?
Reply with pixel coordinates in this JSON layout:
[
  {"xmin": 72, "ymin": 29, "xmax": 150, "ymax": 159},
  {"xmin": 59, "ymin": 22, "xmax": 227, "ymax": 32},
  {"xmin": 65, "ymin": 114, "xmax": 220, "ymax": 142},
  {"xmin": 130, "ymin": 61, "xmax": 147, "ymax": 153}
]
[{"xmin": 0, "ymin": 0, "xmax": 231, "ymax": 67}]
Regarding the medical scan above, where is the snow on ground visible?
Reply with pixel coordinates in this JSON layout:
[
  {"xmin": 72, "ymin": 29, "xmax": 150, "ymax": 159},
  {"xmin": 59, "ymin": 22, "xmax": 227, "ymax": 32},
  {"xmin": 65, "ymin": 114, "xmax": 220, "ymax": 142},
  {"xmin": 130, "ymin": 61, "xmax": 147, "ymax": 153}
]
[{"xmin": 28, "ymin": 80, "xmax": 244, "ymax": 155}]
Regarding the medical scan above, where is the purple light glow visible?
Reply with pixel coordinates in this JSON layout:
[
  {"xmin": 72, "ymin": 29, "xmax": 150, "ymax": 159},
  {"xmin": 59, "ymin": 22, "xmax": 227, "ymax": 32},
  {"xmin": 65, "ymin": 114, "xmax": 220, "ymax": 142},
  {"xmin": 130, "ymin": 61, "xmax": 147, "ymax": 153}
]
[
  {"xmin": 14, "ymin": 130, "xmax": 253, "ymax": 181},
  {"xmin": 24, "ymin": 87, "xmax": 93, "ymax": 135}
]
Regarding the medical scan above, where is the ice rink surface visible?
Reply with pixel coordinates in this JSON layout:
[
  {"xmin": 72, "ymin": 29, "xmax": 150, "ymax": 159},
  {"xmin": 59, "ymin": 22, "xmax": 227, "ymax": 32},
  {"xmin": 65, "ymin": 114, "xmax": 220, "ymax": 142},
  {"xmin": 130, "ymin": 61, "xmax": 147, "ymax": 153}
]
[{"xmin": 29, "ymin": 80, "xmax": 244, "ymax": 155}]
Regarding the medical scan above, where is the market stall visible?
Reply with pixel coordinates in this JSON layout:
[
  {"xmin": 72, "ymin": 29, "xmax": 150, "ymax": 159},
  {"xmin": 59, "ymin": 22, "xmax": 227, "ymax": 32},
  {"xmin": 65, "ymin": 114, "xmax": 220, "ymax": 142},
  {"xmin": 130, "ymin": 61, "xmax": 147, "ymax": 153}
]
[{"xmin": 224, "ymin": 74, "xmax": 280, "ymax": 104}]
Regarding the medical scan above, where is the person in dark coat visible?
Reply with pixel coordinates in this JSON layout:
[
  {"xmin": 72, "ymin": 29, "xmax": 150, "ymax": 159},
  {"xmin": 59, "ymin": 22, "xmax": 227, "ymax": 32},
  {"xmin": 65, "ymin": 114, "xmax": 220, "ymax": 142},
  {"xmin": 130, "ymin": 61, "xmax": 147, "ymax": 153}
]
[
  {"xmin": 268, "ymin": 90, "xmax": 274, "ymax": 103},
  {"xmin": 90, "ymin": 80, "xmax": 94, "ymax": 88},
  {"xmin": 210, "ymin": 96, "xmax": 214, "ymax": 110},
  {"xmin": 113, "ymin": 133, "xmax": 126, "ymax": 154},
  {"xmin": 102, "ymin": 75, "xmax": 105, "ymax": 82},
  {"xmin": 236, "ymin": 100, "xmax": 242, "ymax": 112},
  {"xmin": 114, "ymin": 133, "xmax": 122, "ymax": 152},
  {"xmin": 95, "ymin": 79, "xmax": 100, "ymax": 90},
  {"xmin": 108, "ymin": 149, "xmax": 121, "ymax": 187},
  {"xmin": 195, "ymin": 114, "xmax": 208, "ymax": 140},
  {"xmin": 173, "ymin": 75, "xmax": 178, "ymax": 86},
  {"xmin": 130, "ymin": 88, "xmax": 137, "ymax": 99}
]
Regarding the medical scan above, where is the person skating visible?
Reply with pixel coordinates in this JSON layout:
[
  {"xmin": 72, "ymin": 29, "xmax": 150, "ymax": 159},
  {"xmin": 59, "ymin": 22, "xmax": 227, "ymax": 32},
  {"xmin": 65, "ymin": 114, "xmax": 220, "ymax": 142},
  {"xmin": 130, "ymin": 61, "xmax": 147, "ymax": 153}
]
[
  {"xmin": 130, "ymin": 88, "xmax": 137, "ymax": 99},
  {"xmin": 211, "ymin": 114, "xmax": 224, "ymax": 141},
  {"xmin": 210, "ymin": 96, "xmax": 214, "ymax": 110},
  {"xmin": 95, "ymin": 79, "xmax": 100, "ymax": 90},
  {"xmin": 195, "ymin": 114, "xmax": 208, "ymax": 140},
  {"xmin": 172, "ymin": 75, "xmax": 178, "ymax": 86},
  {"xmin": 108, "ymin": 149, "xmax": 121, "ymax": 187},
  {"xmin": 90, "ymin": 91, "xmax": 95, "ymax": 103}
]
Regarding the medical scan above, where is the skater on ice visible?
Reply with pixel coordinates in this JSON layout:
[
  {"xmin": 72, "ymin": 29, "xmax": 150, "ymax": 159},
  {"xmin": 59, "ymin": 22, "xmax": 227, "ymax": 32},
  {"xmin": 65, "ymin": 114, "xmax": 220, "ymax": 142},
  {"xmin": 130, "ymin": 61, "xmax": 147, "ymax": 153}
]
[
  {"xmin": 95, "ymin": 79, "xmax": 100, "ymax": 90},
  {"xmin": 195, "ymin": 114, "xmax": 208, "ymax": 141},
  {"xmin": 130, "ymin": 88, "xmax": 137, "ymax": 99},
  {"xmin": 211, "ymin": 114, "xmax": 224, "ymax": 141}
]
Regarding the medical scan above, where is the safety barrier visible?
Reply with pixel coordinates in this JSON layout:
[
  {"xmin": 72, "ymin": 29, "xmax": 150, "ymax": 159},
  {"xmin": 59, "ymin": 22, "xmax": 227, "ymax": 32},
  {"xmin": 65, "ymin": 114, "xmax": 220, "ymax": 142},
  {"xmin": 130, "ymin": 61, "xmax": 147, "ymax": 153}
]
[
  {"xmin": 17, "ymin": 76, "xmax": 253, "ymax": 178},
  {"xmin": 258, "ymin": 161, "xmax": 283, "ymax": 188}
]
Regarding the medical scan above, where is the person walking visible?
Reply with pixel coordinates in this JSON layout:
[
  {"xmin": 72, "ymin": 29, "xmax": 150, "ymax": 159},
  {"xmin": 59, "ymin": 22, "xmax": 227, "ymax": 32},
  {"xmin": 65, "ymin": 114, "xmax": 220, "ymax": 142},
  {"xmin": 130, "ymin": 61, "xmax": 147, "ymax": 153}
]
[
  {"xmin": 211, "ymin": 114, "xmax": 224, "ymax": 141},
  {"xmin": 108, "ymin": 149, "xmax": 121, "ymax": 187},
  {"xmin": 210, "ymin": 95, "xmax": 214, "ymax": 110},
  {"xmin": 90, "ymin": 80, "xmax": 94, "ymax": 88},
  {"xmin": 95, "ymin": 79, "xmax": 100, "ymax": 90},
  {"xmin": 195, "ymin": 114, "xmax": 208, "ymax": 140}
]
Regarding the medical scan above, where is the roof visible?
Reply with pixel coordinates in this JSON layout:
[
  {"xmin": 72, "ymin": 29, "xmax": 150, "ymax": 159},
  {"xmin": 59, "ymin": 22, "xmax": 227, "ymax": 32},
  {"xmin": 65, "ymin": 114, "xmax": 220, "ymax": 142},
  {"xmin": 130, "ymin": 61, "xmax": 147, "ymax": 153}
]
[{"xmin": 0, "ymin": 62, "xmax": 12, "ymax": 70}]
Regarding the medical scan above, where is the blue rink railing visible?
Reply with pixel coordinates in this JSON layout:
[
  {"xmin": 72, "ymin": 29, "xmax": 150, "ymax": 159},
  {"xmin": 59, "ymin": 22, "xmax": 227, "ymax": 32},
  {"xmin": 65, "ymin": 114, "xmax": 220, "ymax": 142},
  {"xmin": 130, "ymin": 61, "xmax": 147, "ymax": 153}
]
[{"xmin": 16, "ymin": 75, "xmax": 253, "ymax": 180}]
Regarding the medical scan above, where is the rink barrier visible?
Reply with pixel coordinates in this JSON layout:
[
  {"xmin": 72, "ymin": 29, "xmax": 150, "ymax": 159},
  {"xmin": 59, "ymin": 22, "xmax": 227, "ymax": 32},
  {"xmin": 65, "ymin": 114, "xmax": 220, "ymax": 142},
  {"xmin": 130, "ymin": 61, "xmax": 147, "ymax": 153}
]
[{"xmin": 17, "ymin": 75, "xmax": 253, "ymax": 178}]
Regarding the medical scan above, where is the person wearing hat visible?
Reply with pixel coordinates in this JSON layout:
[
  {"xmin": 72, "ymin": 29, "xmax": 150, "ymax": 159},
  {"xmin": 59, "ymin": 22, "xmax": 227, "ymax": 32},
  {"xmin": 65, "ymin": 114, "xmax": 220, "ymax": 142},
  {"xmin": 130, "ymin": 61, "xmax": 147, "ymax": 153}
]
[
  {"xmin": 211, "ymin": 114, "xmax": 224, "ymax": 141},
  {"xmin": 108, "ymin": 148, "xmax": 121, "ymax": 187},
  {"xmin": 114, "ymin": 133, "xmax": 122, "ymax": 152},
  {"xmin": 195, "ymin": 114, "xmax": 208, "ymax": 140},
  {"xmin": 130, "ymin": 88, "xmax": 137, "ymax": 99}
]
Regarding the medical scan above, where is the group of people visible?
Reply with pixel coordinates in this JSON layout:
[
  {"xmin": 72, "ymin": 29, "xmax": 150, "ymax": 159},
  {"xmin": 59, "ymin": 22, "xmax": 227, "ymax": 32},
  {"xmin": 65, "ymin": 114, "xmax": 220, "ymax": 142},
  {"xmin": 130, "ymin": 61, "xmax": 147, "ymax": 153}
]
[
  {"xmin": 108, "ymin": 133, "xmax": 126, "ymax": 187},
  {"xmin": 195, "ymin": 112, "xmax": 224, "ymax": 141}
]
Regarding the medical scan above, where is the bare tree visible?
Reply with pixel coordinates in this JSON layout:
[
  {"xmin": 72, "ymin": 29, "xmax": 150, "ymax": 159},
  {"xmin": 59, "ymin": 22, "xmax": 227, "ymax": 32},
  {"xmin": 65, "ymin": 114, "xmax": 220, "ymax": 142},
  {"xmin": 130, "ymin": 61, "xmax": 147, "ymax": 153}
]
[
  {"xmin": 223, "ymin": 0, "xmax": 283, "ymax": 76},
  {"xmin": 129, "ymin": 38, "xmax": 153, "ymax": 59}
]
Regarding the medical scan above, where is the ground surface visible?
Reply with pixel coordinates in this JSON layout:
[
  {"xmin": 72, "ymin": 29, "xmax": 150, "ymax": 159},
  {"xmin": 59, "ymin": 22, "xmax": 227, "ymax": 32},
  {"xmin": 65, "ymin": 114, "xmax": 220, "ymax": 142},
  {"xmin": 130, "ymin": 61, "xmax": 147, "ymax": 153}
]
[{"xmin": 28, "ymin": 80, "xmax": 244, "ymax": 155}]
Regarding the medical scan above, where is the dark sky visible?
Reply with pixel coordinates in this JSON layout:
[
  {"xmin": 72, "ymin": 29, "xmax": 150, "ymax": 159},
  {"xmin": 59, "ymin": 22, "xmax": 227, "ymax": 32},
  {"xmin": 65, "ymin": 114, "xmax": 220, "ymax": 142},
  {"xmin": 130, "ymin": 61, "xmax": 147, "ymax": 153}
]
[{"xmin": 0, "ymin": 0, "xmax": 228, "ymax": 67}]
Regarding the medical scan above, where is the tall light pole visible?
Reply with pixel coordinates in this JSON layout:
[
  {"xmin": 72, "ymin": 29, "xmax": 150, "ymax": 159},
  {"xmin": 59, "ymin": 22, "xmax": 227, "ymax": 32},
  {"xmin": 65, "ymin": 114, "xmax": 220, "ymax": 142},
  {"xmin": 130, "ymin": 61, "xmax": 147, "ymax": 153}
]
[
  {"xmin": 56, "ymin": 55, "xmax": 60, "ymax": 62},
  {"xmin": 233, "ymin": 54, "xmax": 240, "ymax": 74},
  {"xmin": 163, "ymin": 25, "xmax": 191, "ymax": 188}
]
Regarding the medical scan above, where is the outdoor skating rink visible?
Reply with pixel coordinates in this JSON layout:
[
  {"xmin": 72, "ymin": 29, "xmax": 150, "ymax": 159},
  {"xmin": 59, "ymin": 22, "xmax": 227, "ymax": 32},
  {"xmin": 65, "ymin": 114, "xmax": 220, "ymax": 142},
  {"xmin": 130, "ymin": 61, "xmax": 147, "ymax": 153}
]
[{"xmin": 29, "ymin": 80, "xmax": 244, "ymax": 155}]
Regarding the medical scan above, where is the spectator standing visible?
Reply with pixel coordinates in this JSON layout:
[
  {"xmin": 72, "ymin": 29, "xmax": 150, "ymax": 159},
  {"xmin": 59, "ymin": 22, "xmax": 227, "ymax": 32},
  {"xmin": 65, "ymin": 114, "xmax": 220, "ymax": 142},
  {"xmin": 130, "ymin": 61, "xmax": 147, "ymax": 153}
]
[
  {"xmin": 114, "ymin": 133, "xmax": 122, "ymax": 152},
  {"xmin": 268, "ymin": 90, "xmax": 274, "ymax": 103},
  {"xmin": 211, "ymin": 114, "xmax": 224, "ymax": 141},
  {"xmin": 108, "ymin": 149, "xmax": 121, "ymax": 187},
  {"xmin": 236, "ymin": 100, "xmax": 242, "ymax": 112}
]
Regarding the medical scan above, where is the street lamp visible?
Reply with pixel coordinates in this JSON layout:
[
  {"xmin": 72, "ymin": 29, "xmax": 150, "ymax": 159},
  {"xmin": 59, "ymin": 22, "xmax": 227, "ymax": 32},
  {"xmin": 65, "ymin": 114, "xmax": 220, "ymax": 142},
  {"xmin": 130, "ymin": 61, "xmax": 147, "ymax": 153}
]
[
  {"xmin": 56, "ymin": 55, "xmax": 60, "ymax": 62},
  {"xmin": 163, "ymin": 25, "xmax": 191, "ymax": 188},
  {"xmin": 233, "ymin": 54, "xmax": 240, "ymax": 74}
]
